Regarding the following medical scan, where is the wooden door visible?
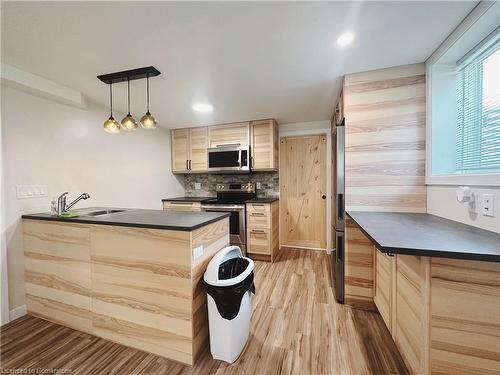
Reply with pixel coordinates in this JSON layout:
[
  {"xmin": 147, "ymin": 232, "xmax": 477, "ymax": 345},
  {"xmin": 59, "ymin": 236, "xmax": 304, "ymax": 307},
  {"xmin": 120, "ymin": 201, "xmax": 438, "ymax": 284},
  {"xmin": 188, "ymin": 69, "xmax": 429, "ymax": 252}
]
[
  {"xmin": 280, "ymin": 135, "xmax": 327, "ymax": 249},
  {"xmin": 251, "ymin": 119, "xmax": 279, "ymax": 170},
  {"xmin": 189, "ymin": 127, "xmax": 208, "ymax": 171},
  {"xmin": 208, "ymin": 122, "xmax": 250, "ymax": 147},
  {"xmin": 171, "ymin": 129, "xmax": 189, "ymax": 172}
]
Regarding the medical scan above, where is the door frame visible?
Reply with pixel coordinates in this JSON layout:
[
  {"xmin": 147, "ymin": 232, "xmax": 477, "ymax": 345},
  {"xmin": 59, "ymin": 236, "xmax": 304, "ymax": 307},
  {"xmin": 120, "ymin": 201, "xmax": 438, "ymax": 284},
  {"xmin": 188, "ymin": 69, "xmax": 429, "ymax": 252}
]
[{"xmin": 279, "ymin": 130, "xmax": 331, "ymax": 251}]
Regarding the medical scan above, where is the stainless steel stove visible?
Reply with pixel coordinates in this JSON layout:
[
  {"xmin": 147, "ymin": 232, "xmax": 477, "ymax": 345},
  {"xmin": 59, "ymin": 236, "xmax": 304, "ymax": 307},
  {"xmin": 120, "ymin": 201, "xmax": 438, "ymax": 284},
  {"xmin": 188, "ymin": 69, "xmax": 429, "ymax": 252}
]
[{"xmin": 201, "ymin": 183, "xmax": 256, "ymax": 253}]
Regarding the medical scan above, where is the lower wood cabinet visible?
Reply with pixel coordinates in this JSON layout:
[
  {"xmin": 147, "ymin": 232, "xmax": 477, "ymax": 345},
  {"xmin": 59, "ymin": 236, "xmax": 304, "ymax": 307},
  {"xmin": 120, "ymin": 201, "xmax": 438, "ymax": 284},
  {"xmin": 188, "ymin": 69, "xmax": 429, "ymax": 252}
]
[
  {"xmin": 163, "ymin": 201, "xmax": 202, "ymax": 212},
  {"xmin": 372, "ymin": 250, "xmax": 500, "ymax": 375},
  {"xmin": 374, "ymin": 249, "xmax": 394, "ymax": 332},
  {"xmin": 246, "ymin": 201, "xmax": 279, "ymax": 262}
]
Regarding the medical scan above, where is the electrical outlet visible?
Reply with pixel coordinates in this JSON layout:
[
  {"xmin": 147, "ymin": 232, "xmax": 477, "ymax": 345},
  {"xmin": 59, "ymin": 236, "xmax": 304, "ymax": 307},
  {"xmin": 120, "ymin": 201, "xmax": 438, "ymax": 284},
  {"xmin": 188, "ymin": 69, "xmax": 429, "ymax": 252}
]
[
  {"xmin": 16, "ymin": 185, "xmax": 48, "ymax": 199},
  {"xmin": 256, "ymin": 182, "xmax": 261, "ymax": 189},
  {"xmin": 192, "ymin": 245, "xmax": 204, "ymax": 260},
  {"xmin": 194, "ymin": 182, "xmax": 201, "ymax": 190},
  {"xmin": 482, "ymin": 194, "xmax": 494, "ymax": 217}
]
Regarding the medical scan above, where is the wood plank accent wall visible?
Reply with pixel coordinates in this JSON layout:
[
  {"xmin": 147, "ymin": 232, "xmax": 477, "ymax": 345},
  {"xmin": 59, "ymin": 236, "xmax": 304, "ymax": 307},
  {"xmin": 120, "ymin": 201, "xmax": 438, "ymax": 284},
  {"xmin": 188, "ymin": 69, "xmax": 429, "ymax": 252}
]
[
  {"xmin": 343, "ymin": 63, "xmax": 426, "ymax": 212},
  {"xmin": 342, "ymin": 63, "xmax": 427, "ymax": 310},
  {"xmin": 23, "ymin": 218, "xmax": 229, "ymax": 366}
]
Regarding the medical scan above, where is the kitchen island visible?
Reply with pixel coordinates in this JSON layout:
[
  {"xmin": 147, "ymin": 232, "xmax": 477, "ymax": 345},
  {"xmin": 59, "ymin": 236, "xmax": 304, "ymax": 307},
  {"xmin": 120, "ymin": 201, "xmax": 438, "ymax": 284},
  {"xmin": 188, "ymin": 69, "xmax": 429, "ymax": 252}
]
[
  {"xmin": 22, "ymin": 208, "xmax": 230, "ymax": 366},
  {"xmin": 346, "ymin": 211, "xmax": 500, "ymax": 375}
]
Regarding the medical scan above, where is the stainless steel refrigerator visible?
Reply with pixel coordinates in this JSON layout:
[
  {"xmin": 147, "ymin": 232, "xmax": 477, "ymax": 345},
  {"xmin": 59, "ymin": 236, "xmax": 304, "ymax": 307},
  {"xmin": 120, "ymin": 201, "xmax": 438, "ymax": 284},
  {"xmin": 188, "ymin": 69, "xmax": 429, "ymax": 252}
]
[{"xmin": 331, "ymin": 118, "xmax": 345, "ymax": 303}]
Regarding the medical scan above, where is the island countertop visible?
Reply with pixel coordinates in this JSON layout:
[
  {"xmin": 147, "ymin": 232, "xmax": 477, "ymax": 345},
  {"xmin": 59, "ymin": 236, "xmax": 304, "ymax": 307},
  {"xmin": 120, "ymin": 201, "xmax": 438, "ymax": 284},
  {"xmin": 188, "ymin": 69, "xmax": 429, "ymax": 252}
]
[
  {"xmin": 22, "ymin": 207, "xmax": 230, "ymax": 232},
  {"xmin": 347, "ymin": 211, "xmax": 500, "ymax": 262}
]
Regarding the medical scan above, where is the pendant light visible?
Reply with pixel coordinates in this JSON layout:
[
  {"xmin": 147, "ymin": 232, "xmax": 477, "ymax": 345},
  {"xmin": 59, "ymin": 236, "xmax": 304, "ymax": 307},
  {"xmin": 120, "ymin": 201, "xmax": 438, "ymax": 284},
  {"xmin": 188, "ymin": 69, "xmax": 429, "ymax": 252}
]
[
  {"xmin": 120, "ymin": 78, "xmax": 138, "ymax": 131},
  {"xmin": 103, "ymin": 82, "xmax": 121, "ymax": 134},
  {"xmin": 140, "ymin": 74, "xmax": 157, "ymax": 129}
]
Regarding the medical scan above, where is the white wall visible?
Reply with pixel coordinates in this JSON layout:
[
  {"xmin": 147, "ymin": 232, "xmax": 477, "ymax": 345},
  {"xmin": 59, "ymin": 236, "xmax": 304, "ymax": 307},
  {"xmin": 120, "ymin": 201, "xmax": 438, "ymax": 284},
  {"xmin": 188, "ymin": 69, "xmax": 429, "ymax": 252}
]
[
  {"xmin": 279, "ymin": 120, "xmax": 332, "ymax": 251},
  {"xmin": 1, "ymin": 84, "xmax": 183, "ymax": 316},
  {"xmin": 427, "ymin": 186, "xmax": 500, "ymax": 233}
]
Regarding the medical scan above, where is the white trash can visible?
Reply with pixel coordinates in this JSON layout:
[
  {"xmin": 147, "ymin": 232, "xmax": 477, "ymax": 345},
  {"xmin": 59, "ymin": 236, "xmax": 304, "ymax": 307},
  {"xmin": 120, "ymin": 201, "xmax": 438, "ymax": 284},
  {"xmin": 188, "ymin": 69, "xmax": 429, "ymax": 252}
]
[{"xmin": 204, "ymin": 246, "xmax": 255, "ymax": 363}]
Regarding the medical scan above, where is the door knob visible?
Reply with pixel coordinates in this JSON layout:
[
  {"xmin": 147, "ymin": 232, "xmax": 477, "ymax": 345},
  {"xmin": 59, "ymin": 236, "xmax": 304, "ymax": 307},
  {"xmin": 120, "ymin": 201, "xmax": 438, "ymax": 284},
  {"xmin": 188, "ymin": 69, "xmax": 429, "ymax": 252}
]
[{"xmin": 322, "ymin": 195, "xmax": 326, "ymax": 199}]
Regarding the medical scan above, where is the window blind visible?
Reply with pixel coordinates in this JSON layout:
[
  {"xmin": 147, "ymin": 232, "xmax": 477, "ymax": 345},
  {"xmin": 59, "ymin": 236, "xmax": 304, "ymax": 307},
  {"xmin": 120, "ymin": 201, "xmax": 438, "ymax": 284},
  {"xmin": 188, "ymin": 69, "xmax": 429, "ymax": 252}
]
[{"xmin": 456, "ymin": 39, "xmax": 500, "ymax": 174}]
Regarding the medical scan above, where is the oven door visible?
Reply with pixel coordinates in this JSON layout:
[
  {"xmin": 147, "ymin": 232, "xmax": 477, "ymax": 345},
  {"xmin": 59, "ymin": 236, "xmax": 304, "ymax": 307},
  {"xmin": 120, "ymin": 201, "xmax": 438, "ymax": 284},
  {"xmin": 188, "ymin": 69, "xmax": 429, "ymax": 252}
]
[
  {"xmin": 201, "ymin": 205, "xmax": 246, "ymax": 250},
  {"xmin": 207, "ymin": 146, "xmax": 250, "ymax": 173}
]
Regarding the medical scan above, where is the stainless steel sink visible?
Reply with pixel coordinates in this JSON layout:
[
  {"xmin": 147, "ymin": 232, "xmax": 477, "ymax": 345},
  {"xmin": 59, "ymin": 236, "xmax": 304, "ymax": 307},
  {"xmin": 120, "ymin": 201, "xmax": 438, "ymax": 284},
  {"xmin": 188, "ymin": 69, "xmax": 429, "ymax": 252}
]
[{"xmin": 81, "ymin": 209, "xmax": 126, "ymax": 217}]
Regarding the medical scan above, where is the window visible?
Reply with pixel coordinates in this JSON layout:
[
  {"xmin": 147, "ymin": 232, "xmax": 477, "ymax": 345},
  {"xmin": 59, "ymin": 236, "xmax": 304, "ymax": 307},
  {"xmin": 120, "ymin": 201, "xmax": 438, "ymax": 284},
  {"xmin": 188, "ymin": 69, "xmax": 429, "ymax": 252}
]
[
  {"xmin": 456, "ymin": 41, "xmax": 500, "ymax": 174},
  {"xmin": 427, "ymin": 3, "xmax": 500, "ymax": 186}
]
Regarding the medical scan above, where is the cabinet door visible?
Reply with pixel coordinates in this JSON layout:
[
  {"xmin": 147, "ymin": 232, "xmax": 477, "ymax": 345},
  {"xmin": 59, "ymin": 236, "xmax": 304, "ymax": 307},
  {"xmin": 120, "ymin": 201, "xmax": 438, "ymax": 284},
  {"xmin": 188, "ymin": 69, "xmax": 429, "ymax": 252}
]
[
  {"xmin": 208, "ymin": 122, "xmax": 250, "ymax": 148},
  {"xmin": 374, "ymin": 249, "xmax": 393, "ymax": 332},
  {"xmin": 251, "ymin": 119, "xmax": 279, "ymax": 170},
  {"xmin": 189, "ymin": 127, "xmax": 208, "ymax": 171},
  {"xmin": 171, "ymin": 129, "xmax": 189, "ymax": 172},
  {"xmin": 247, "ymin": 229, "xmax": 271, "ymax": 255}
]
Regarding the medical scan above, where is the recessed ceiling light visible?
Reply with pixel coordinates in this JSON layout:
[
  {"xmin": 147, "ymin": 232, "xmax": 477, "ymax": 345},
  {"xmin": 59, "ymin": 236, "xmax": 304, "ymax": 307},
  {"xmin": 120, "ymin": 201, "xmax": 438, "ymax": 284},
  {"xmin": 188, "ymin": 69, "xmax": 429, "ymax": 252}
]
[
  {"xmin": 336, "ymin": 32, "xmax": 355, "ymax": 47},
  {"xmin": 192, "ymin": 102, "xmax": 214, "ymax": 113}
]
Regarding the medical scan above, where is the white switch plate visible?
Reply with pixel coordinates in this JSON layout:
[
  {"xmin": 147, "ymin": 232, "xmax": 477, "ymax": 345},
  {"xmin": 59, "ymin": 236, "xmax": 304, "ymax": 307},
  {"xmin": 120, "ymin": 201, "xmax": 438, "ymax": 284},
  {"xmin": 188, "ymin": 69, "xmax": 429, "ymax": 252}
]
[
  {"xmin": 256, "ymin": 182, "xmax": 261, "ymax": 189},
  {"xmin": 194, "ymin": 182, "xmax": 201, "ymax": 190},
  {"xmin": 16, "ymin": 185, "xmax": 48, "ymax": 199},
  {"xmin": 482, "ymin": 194, "xmax": 494, "ymax": 217},
  {"xmin": 193, "ymin": 245, "xmax": 204, "ymax": 260}
]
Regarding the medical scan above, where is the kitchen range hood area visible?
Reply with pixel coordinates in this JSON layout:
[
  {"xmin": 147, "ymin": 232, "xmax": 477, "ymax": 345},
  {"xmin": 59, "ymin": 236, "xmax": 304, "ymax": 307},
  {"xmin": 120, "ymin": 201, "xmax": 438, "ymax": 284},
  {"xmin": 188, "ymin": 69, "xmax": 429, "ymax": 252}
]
[{"xmin": 1, "ymin": 2, "xmax": 499, "ymax": 375}]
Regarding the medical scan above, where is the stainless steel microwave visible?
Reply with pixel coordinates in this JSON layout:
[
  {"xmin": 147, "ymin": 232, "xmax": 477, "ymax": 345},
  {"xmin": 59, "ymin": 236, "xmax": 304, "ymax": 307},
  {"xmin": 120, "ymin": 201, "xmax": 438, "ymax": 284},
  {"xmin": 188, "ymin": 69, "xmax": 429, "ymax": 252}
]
[{"xmin": 207, "ymin": 145, "xmax": 250, "ymax": 173}]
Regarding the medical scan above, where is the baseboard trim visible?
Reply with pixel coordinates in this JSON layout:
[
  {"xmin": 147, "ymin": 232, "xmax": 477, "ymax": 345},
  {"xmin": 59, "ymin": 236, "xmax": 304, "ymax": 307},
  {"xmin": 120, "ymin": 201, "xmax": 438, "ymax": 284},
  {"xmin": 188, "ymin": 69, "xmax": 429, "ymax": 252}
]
[{"xmin": 9, "ymin": 304, "xmax": 27, "ymax": 321}]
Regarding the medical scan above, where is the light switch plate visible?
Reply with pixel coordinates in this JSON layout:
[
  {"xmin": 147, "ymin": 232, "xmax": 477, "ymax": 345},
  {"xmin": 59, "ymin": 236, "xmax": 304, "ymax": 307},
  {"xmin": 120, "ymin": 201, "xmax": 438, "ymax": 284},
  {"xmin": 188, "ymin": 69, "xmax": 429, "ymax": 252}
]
[
  {"xmin": 194, "ymin": 182, "xmax": 201, "ymax": 190},
  {"xmin": 256, "ymin": 182, "xmax": 261, "ymax": 189},
  {"xmin": 482, "ymin": 194, "xmax": 494, "ymax": 217},
  {"xmin": 16, "ymin": 185, "xmax": 48, "ymax": 199}
]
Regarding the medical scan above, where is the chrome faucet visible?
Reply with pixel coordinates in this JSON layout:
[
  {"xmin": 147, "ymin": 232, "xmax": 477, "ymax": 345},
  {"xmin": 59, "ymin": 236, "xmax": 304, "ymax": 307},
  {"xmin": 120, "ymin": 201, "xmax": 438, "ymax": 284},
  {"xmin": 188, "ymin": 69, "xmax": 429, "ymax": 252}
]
[{"xmin": 57, "ymin": 192, "xmax": 90, "ymax": 216}]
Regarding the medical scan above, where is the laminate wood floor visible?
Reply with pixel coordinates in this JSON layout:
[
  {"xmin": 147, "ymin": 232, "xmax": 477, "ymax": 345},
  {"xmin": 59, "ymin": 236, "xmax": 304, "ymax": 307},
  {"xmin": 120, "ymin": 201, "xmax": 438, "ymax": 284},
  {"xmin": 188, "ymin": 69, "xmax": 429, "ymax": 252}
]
[{"xmin": 1, "ymin": 248, "xmax": 408, "ymax": 375}]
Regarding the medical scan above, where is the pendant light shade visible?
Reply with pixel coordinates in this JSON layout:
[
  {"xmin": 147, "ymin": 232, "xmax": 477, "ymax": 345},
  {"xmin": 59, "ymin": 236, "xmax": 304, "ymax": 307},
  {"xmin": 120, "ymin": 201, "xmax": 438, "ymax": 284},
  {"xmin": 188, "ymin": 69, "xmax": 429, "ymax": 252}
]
[
  {"xmin": 103, "ymin": 83, "xmax": 121, "ymax": 134},
  {"xmin": 140, "ymin": 75, "xmax": 157, "ymax": 129},
  {"xmin": 121, "ymin": 78, "xmax": 138, "ymax": 132}
]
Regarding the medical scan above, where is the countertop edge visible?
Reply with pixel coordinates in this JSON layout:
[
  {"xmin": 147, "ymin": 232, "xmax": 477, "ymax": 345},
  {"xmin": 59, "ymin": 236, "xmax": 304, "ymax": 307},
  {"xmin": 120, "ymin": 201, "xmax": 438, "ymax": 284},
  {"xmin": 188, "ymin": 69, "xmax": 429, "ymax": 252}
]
[
  {"xmin": 22, "ymin": 212, "xmax": 231, "ymax": 232},
  {"xmin": 346, "ymin": 212, "xmax": 500, "ymax": 263}
]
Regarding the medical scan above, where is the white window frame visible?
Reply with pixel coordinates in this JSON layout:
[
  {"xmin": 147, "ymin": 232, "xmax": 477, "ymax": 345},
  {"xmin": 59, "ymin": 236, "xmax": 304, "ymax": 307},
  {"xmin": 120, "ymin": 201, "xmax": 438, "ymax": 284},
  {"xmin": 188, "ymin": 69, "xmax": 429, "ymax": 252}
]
[{"xmin": 426, "ymin": 1, "xmax": 500, "ymax": 187}]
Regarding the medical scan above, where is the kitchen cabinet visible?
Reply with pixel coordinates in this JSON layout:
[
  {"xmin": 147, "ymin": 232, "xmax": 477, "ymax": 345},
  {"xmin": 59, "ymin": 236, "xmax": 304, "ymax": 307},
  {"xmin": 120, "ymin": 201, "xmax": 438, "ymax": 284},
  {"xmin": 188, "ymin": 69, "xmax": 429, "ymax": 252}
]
[
  {"xmin": 373, "ymin": 248, "xmax": 394, "ymax": 333},
  {"xmin": 172, "ymin": 128, "xmax": 190, "ymax": 172},
  {"xmin": 171, "ymin": 127, "xmax": 208, "ymax": 173},
  {"xmin": 246, "ymin": 201, "xmax": 279, "ymax": 262},
  {"xmin": 208, "ymin": 122, "xmax": 250, "ymax": 148},
  {"xmin": 250, "ymin": 119, "xmax": 279, "ymax": 171},
  {"xmin": 163, "ymin": 201, "xmax": 202, "ymax": 212}
]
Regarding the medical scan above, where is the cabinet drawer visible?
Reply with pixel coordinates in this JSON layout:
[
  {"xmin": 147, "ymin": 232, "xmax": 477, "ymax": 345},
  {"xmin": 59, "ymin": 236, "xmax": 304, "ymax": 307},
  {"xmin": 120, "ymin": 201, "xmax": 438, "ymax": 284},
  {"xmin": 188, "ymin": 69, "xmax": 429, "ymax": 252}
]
[
  {"xmin": 246, "ymin": 203, "xmax": 270, "ymax": 213},
  {"xmin": 163, "ymin": 201, "xmax": 202, "ymax": 212},
  {"xmin": 248, "ymin": 229, "xmax": 270, "ymax": 255},
  {"xmin": 247, "ymin": 210, "xmax": 270, "ymax": 228}
]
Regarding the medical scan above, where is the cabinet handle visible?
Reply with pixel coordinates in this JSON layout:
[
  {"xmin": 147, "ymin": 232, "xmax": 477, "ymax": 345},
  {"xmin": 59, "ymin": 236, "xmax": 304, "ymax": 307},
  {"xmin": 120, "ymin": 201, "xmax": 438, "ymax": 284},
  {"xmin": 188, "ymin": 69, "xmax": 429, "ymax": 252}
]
[
  {"xmin": 251, "ymin": 229, "xmax": 266, "ymax": 233},
  {"xmin": 170, "ymin": 202, "xmax": 193, "ymax": 205},
  {"xmin": 186, "ymin": 160, "xmax": 189, "ymax": 170},
  {"xmin": 189, "ymin": 160, "xmax": 192, "ymax": 170},
  {"xmin": 251, "ymin": 212, "xmax": 265, "ymax": 216},
  {"xmin": 252, "ymin": 204, "xmax": 265, "ymax": 207}
]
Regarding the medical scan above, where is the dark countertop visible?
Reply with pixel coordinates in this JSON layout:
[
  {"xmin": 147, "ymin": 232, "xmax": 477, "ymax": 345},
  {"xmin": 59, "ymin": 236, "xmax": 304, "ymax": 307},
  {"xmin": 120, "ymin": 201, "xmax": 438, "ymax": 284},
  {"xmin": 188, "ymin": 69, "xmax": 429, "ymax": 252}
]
[
  {"xmin": 162, "ymin": 197, "xmax": 279, "ymax": 203},
  {"xmin": 22, "ymin": 207, "xmax": 230, "ymax": 232},
  {"xmin": 245, "ymin": 197, "xmax": 279, "ymax": 203},
  {"xmin": 162, "ymin": 197, "xmax": 212, "ymax": 202},
  {"xmin": 347, "ymin": 211, "xmax": 500, "ymax": 262}
]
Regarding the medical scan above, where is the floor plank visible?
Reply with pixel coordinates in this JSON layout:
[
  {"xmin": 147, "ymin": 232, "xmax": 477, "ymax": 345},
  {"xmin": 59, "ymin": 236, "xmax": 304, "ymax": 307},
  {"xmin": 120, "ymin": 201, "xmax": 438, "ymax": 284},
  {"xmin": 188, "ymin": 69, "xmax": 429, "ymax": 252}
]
[{"xmin": 1, "ymin": 248, "xmax": 408, "ymax": 374}]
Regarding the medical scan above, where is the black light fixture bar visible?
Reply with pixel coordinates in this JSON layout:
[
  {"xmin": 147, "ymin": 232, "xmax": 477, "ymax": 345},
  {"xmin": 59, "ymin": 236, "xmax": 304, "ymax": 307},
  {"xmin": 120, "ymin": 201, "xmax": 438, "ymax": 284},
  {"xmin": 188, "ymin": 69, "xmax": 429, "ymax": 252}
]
[{"xmin": 97, "ymin": 66, "xmax": 161, "ymax": 85}]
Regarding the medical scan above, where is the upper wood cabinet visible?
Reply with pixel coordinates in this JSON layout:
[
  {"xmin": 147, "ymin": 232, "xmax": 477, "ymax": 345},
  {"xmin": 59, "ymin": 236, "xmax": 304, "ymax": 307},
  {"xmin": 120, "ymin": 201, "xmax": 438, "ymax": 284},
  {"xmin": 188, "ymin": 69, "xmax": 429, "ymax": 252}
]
[
  {"xmin": 171, "ymin": 128, "xmax": 190, "ymax": 172},
  {"xmin": 208, "ymin": 122, "xmax": 250, "ymax": 148},
  {"xmin": 189, "ymin": 127, "xmax": 208, "ymax": 171},
  {"xmin": 171, "ymin": 119, "xmax": 280, "ymax": 173},
  {"xmin": 171, "ymin": 127, "xmax": 208, "ymax": 173},
  {"xmin": 250, "ymin": 119, "xmax": 279, "ymax": 171}
]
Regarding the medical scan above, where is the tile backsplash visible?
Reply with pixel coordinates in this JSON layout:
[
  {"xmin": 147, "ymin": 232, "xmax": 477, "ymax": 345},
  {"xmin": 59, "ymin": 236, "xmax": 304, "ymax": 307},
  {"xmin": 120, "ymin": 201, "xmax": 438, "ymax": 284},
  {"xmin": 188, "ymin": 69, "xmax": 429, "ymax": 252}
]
[{"xmin": 182, "ymin": 172, "xmax": 279, "ymax": 198}]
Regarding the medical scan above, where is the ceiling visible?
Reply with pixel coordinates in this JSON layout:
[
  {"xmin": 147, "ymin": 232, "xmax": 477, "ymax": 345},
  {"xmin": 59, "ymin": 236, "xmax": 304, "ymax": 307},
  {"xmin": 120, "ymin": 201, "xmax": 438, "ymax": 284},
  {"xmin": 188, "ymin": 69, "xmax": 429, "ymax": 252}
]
[{"xmin": 1, "ymin": 1, "xmax": 476, "ymax": 128}]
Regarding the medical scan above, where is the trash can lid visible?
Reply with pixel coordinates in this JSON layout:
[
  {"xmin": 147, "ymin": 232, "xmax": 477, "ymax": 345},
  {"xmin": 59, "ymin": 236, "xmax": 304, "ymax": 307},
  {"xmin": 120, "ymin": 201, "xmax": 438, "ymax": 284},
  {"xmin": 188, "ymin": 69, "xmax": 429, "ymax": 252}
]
[{"xmin": 204, "ymin": 246, "xmax": 254, "ymax": 286}]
